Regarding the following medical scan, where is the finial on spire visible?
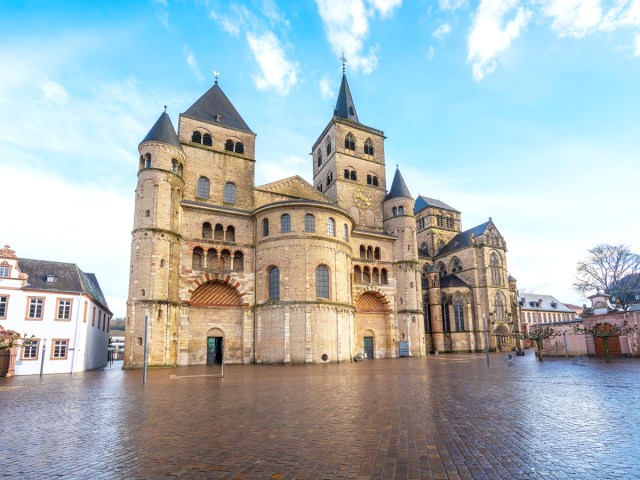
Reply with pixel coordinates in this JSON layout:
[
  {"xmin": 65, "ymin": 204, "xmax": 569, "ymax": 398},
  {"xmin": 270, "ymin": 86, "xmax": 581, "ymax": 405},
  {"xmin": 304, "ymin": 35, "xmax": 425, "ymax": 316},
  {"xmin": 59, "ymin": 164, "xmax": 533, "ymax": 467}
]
[
  {"xmin": 164, "ymin": 105, "xmax": 167, "ymax": 113},
  {"xmin": 340, "ymin": 52, "xmax": 348, "ymax": 74},
  {"xmin": 396, "ymin": 164, "xmax": 399, "ymax": 169},
  {"xmin": 214, "ymin": 70, "xmax": 219, "ymax": 84}
]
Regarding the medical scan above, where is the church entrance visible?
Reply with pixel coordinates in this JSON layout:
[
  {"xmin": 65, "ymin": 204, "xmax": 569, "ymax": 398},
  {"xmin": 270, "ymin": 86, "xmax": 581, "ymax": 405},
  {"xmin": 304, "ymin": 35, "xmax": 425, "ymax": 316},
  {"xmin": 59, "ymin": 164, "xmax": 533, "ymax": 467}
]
[
  {"xmin": 207, "ymin": 337, "xmax": 224, "ymax": 365},
  {"xmin": 363, "ymin": 336, "xmax": 374, "ymax": 359}
]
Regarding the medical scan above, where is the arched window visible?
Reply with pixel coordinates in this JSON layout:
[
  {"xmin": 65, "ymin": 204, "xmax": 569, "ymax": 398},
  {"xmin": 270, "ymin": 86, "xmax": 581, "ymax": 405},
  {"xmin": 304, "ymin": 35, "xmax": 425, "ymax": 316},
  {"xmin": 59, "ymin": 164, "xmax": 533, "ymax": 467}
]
[
  {"xmin": 359, "ymin": 245, "xmax": 366, "ymax": 258},
  {"xmin": 269, "ymin": 267, "xmax": 280, "ymax": 300},
  {"xmin": 191, "ymin": 131, "xmax": 202, "ymax": 143},
  {"xmin": 317, "ymin": 183, "xmax": 323, "ymax": 192},
  {"xmin": 454, "ymin": 293, "xmax": 465, "ymax": 331},
  {"xmin": 197, "ymin": 176, "xmax": 210, "ymax": 198},
  {"xmin": 350, "ymin": 170, "xmax": 357, "ymax": 181},
  {"xmin": 225, "ymin": 225, "xmax": 235, "ymax": 242},
  {"xmin": 445, "ymin": 216, "xmax": 454, "ymax": 229},
  {"xmin": 343, "ymin": 224, "xmax": 349, "ymax": 242},
  {"xmin": 354, "ymin": 265, "xmax": 362, "ymax": 283},
  {"xmin": 494, "ymin": 291, "xmax": 506, "ymax": 321},
  {"xmin": 367, "ymin": 246, "xmax": 373, "ymax": 259},
  {"xmin": 192, "ymin": 247, "xmax": 203, "ymax": 270},
  {"xmin": 235, "ymin": 142, "xmax": 244, "ymax": 154},
  {"xmin": 452, "ymin": 258, "xmax": 462, "ymax": 273},
  {"xmin": 372, "ymin": 176, "xmax": 378, "ymax": 186},
  {"xmin": 202, "ymin": 222, "xmax": 212, "ymax": 239},
  {"xmin": 437, "ymin": 239, "xmax": 445, "ymax": 252},
  {"xmin": 381, "ymin": 268, "xmax": 388, "ymax": 285},
  {"xmin": 344, "ymin": 169, "xmax": 350, "ymax": 179},
  {"xmin": 262, "ymin": 218, "xmax": 270, "ymax": 237},
  {"xmin": 304, "ymin": 214, "xmax": 315, "ymax": 233},
  {"xmin": 326, "ymin": 137, "xmax": 332, "ymax": 155},
  {"xmin": 441, "ymin": 294, "xmax": 451, "ymax": 331},
  {"xmin": 364, "ymin": 138, "xmax": 374, "ymax": 155},
  {"xmin": 344, "ymin": 133, "xmax": 355, "ymax": 151},
  {"xmin": 490, "ymin": 252, "xmax": 502, "ymax": 286},
  {"xmin": 223, "ymin": 182, "xmax": 236, "ymax": 203},
  {"xmin": 374, "ymin": 247, "xmax": 381, "ymax": 260},
  {"xmin": 438, "ymin": 262, "xmax": 447, "ymax": 277},
  {"xmin": 316, "ymin": 265, "xmax": 329, "ymax": 298},
  {"xmin": 171, "ymin": 159, "xmax": 179, "ymax": 173},
  {"xmin": 327, "ymin": 218, "xmax": 335, "ymax": 236},
  {"xmin": 207, "ymin": 248, "xmax": 217, "ymax": 269},
  {"xmin": 214, "ymin": 223, "xmax": 224, "ymax": 240},
  {"xmin": 281, "ymin": 214, "xmax": 291, "ymax": 233},
  {"xmin": 233, "ymin": 251, "xmax": 243, "ymax": 272},
  {"xmin": 367, "ymin": 174, "xmax": 372, "ymax": 185},
  {"xmin": 392, "ymin": 207, "xmax": 398, "ymax": 216},
  {"xmin": 317, "ymin": 149, "xmax": 322, "ymax": 167},
  {"xmin": 398, "ymin": 206, "xmax": 404, "ymax": 215},
  {"xmin": 362, "ymin": 267, "xmax": 371, "ymax": 284},
  {"xmin": 327, "ymin": 172, "xmax": 333, "ymax": 185},
  {"xmin": 144, "ymin": 153, "xmax": 151, "ymax": 168},
  {"xmin": 202, "ymin": 133, "xmax": 212, "ymax": 146},
  {"xmin": 225, "ymin": 139, "xmax": 234, "ymax": 152},
  {"xmin": 220, "ymin": 249, "xmax": 231, "ymax": 269}
]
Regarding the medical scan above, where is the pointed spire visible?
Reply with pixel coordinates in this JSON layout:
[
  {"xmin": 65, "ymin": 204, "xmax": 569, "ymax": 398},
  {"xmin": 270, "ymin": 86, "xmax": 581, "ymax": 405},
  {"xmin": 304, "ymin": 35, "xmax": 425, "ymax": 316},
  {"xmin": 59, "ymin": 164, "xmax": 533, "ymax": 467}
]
[
  {"xmin": 141, "ymin": 111, "xmax": 183, "ymax": 152},
  {"xmin": 184, "ymin": 80, "xmax": 253, "ymax": 134},
  {"xmin": 334, "ymin": 72, "xmax": 359, "ymax": 123},
  {"xmin": 384, "ymin": 167, "xmax": 412, "ymax": 201}
]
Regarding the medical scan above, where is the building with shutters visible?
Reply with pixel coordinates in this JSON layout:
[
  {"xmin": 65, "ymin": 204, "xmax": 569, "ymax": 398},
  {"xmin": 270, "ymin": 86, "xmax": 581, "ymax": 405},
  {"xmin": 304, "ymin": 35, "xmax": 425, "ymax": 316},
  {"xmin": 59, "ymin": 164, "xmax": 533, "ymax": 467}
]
[{"xmin": 125, "ymin": 70, "xmax": 521, "ymax": 367}]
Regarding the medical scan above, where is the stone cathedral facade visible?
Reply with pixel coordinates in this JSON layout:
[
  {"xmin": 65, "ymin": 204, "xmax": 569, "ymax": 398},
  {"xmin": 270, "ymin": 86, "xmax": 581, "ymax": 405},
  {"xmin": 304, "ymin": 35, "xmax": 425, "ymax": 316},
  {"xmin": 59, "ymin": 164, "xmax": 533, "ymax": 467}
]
[{"xmin": 124, "ymin": 73, "xmax": 521, "ymax": 368}]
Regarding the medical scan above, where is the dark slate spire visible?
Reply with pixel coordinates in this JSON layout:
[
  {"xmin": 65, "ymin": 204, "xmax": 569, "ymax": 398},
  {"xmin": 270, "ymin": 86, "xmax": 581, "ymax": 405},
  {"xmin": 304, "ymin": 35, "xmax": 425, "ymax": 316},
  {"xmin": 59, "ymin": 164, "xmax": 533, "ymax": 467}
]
[
  {"xmin": 183, "ymin": 81, "xmax": 254, "ymax": 134},
  {"xmin": 141, "ymin": 111, "xmax": 183, "ymax": 151},
  {"xmin": 334, "ymin": 73, "xmax": 359, "ymax": 123},
  {"xmin": 384, "ymin": 167, "xmax": 412, "ymax": 201}
]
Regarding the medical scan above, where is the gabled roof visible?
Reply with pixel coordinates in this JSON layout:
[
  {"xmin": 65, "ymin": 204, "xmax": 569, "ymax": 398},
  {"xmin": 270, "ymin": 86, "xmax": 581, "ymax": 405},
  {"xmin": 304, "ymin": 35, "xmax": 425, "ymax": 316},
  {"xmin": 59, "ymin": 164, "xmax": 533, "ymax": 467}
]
[
  {"xmin": 519, "ymin": 293, "xmax": 574, "ymax": 313},
  {"xmin": 437, "ymin": 221, "xmax": 491, "ymax": 256},
  {"xmin": 384, "ymin": 168, "xmax": 412, "ymax": 201},
  {"xmin": 334, "ymin": 74, "xmax": 359, "ymax": 123},
  {"xmin": 255, "ymin": 175, "xmax": 331, "ymax": 204},
  {"xmin": 183, "ymin": 81, "xmax": 254, "ymax": 134},
  {"xmin": 17, "ymin": 258, "xmax": 111, "ymax": 313},
  {"xmin": 414, "ymin": 195, "xmax": 460, "ymax": 214},
  {"xmin": 141, "ymin": 111, "xmax": 183, "ymax": 152}
]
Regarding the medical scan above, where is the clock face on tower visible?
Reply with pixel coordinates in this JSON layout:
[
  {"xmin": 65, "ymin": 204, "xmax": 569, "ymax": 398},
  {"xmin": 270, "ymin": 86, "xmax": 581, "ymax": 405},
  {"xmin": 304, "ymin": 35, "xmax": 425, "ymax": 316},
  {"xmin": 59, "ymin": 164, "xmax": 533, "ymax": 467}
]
[{"xmin": 354, "ymin": 189, "xmax": 372, "ymax": 208}]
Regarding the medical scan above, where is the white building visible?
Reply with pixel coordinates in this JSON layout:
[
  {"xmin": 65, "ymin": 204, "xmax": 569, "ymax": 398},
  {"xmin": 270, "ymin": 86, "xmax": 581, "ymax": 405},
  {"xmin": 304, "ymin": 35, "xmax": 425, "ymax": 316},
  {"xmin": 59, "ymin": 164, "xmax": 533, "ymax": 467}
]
[{"xmin": 0, "ymin": 245, "xmax": 111, "ymax": 376}]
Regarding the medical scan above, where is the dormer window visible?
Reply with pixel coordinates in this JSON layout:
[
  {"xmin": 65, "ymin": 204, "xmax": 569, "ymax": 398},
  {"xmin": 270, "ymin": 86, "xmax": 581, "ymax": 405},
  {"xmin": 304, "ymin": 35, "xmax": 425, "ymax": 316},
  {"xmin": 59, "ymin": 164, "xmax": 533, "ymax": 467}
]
[
  {"xmin": 551, "ymin": 302, "xmax": 557, "ymax": 308},
  {"xmin": 215, "ymin": 114, "xmax": 223, "ymax": 122},
  {"xmin": 46, "ymin": 274, "xmax": 57, "ymax": 283}
]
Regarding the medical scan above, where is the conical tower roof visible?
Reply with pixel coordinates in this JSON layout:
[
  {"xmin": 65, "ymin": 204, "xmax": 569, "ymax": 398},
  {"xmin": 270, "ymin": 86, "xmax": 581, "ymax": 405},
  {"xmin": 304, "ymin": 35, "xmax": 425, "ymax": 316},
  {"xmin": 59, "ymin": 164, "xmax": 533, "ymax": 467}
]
[
  {"xmin": 141, "ymin": 111, "xmax": 183, "ymax": 152},
  {"xmin": 183, "ymin": 81, "xmax": 253, "ymax": 134},
  {"xmin": 384, "ymin": 167, "xmax": 412, "ymax": 201},
  {"xmin": 334, "ymin": 73, "xmax": 359, "ymax": 123}
]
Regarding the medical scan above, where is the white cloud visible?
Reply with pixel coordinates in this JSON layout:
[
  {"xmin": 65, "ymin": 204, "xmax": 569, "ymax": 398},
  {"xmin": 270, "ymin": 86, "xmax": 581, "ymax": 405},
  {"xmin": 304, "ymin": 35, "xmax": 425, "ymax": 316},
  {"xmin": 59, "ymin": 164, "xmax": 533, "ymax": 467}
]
[
  {"xmin": 467, "ymin": 0, "xmax": 532, "ymax": 80},
  {"xmin": 316, "ymin": 0, "xmax": 401, "ymax": 74},
  {"xmin": 183, "ymin": 45, "xmax": 205, "ymax": 82},
  {"xmin": 209, "ymin": 9, "xmax": 241, "ymax": 36},
  {"xmin": 433, "ymin": 22, "xmax": 452, "ymax": 38},
  {"xmin": 151, "ymin": 0, "xmax": 170, "ymax": 30},
  {"xmin": 439, "ymin": 0, "xmax": 467, "ymax": 10},
  {"xmin": 40, "ymin": 76, "xmax": 68, "ymax": 106},
  {"xmin": 540, "ymin": 0, "xmax": 602, "ymax": 38},
  {"xmin": 427, "ymin": 45, "xmax": 436, "ymax": 59},
  {"xmin": 247, "ymin": 31, "xmax": 298, "ymax": 95},
  {"xmin": 319, "ymin": 75, "xmax": 335, "ymax": 99}
]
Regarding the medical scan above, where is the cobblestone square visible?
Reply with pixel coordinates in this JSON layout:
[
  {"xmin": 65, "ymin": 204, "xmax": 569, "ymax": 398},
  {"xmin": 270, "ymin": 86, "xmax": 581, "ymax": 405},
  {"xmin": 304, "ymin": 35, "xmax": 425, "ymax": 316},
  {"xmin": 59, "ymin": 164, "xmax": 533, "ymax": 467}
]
[{"xmin": 1, "ymin": 353, "xmax": 639, "ymax": 479}]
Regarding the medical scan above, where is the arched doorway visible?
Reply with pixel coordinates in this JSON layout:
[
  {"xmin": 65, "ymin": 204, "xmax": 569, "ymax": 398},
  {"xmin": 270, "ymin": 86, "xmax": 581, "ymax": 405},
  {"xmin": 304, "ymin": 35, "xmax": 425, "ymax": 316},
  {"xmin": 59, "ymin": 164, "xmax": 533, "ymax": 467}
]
[
  {"xmin": 355, "ymin": 291, "xmax": 390, "ymax": 359},
  {"xmin": 206, "ymin": 328, "xmax": 224, "ymax": 365},
  {"xmin": 494, "ymin": 324, "xmax": 512, "ymax": 352}
]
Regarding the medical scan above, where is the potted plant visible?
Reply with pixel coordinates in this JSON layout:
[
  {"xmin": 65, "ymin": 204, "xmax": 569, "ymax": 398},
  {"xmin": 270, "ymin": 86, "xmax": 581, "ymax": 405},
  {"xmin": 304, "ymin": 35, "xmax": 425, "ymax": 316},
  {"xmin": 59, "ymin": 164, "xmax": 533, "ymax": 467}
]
[{"xmin": 0, "ymin": 326, "xmax": 34, "ymax": 377}]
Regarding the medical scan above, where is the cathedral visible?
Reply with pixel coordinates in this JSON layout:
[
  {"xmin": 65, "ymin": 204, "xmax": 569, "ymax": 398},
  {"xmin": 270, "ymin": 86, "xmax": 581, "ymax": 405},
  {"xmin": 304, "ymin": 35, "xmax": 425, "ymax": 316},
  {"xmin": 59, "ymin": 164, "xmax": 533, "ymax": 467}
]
[{"xmin": 124, "ymin": 71, "xmax": 521, "ymax": 367}]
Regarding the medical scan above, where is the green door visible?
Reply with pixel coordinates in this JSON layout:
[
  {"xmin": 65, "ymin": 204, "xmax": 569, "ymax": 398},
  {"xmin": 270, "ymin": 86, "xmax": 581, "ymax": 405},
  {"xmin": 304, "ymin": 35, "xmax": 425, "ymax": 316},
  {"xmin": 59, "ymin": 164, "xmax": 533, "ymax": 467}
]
[
  {"xmin": 364, "ymin": 336, "xmax": 374, "ymax": 359},
  {"xmin": 207, "ymin": 337, "xmax": 223, "ymax": 365}
]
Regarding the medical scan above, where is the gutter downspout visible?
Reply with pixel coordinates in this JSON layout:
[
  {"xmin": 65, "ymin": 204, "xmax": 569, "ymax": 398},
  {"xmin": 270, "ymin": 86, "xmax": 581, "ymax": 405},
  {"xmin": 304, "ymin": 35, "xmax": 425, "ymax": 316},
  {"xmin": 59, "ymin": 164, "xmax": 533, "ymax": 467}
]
[{"xmin": 69, "ymin": 296, "xmax": 83, "ymax": 374}]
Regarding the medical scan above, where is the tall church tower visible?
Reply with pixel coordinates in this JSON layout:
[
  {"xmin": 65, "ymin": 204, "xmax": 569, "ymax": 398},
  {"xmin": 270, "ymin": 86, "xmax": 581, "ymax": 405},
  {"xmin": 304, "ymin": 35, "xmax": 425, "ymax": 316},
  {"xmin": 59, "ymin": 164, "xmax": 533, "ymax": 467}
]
[
  {"xmin": 126, "ymin": 111, "xmax": 184, "ymax": 367},
  {"xmin": 311, "ymin": 70, "xmax": 387, "ymax": 231}
]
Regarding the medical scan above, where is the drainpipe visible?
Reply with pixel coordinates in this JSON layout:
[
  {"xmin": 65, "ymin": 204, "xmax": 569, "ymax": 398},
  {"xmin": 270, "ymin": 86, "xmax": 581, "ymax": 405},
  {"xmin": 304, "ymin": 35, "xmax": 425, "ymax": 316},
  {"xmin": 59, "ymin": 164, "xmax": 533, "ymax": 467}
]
[{"xmin": 69, "ymin": 297, "xmax": 83, "ymax": 374}]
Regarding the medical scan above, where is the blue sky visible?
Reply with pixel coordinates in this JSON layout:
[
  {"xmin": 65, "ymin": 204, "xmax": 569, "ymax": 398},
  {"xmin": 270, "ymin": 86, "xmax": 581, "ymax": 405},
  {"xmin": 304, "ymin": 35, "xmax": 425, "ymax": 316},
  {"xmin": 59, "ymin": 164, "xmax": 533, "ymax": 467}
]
[{"xmin": 2, "ymin": 0, "xmax": 639, "ymax": 317}]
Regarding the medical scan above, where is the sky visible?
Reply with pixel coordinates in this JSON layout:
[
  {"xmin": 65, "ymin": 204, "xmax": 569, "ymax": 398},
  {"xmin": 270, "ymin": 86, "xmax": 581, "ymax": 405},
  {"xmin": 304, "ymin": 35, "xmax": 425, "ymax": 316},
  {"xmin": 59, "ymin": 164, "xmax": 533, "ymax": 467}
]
[{"xmin": 2, "ymin": 0, "xmax": 639, "ymax": 318}]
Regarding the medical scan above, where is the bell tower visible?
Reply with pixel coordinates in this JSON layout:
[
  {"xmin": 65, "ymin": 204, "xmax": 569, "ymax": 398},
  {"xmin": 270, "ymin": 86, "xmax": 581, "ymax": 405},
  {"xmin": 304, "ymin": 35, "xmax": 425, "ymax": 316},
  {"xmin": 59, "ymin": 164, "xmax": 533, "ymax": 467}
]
[{"xmin": 311, "ymin": 64, "xmax": 387, "ymax": 231}]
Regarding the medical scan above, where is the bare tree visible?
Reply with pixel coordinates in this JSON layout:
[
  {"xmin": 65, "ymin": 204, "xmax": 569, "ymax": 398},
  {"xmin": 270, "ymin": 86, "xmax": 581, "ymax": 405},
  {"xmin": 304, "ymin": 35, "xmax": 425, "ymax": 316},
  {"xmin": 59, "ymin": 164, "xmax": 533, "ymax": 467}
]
[
  {"xmin": 510, "ymin": 326, "xmax": 559, "ymax": 361},
  {"xmin": 574, "ymin": 244, "xmax": 640, "ymax": 311},
  {"xmin": 574, "ymin": 321, "xmax": 638, "ymax": 363}
]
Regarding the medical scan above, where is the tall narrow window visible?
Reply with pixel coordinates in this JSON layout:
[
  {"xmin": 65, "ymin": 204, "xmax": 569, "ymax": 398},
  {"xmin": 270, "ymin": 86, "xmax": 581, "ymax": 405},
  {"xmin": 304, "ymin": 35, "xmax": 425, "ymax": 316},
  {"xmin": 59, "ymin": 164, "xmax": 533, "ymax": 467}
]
[
  {"xmin": 326, "ymin": 137, "xmax": 332, "ymax": 155},
  {"xmin": 495, "ymin": 291, "xmax": 506, "ymax": 321},
  {"xmin": 454, "ymin": 293, "xmax": 465, "ymax": 331},
  {"xmin": 144, "ymin": 153, "xmax": 151, "ymax": 168},
  {"xmin": 171, "ymin": 159, "xmax": 179, "ymax": 173},
  {"xmin": 374, "ymin": 247, "xmax": 381, "ymax": 260},
  {"xmin": 441, "ymin": 295, "xmax": 451, "ymax": 331},
  {"xmin": 344, "ymin": 169, "xmax": 350, "ymax": 179},
  {"xmin": 317, "ymin": 149, "xmax": 322, "ymax": 167},
  {"xmin": 225, "ymin": 225, "xmax": 235, "ymax": 242},
  {"xmin": 262, "ymin": 218, "xmax": 269, "ymax": 237},
  {"xmin": 392, "ymin": 207, "xmax": 398, "ymax": 216},
  {"xmin": 490, "ymin": 253, "xmax": 502, "ymax": 286},
  {"xmin": 367, "ymin": 174, "xmax": 372, "ymax": 185},
  {"xmin": 202, "ymin": 133, "xmax": 212, "ymax": 146},
  {"xmin": 315, "ymin": 265, "xmax": 329, "ymax": 298},
  {"xmin": 214, "ymin": 224, "xmax": 224, "ymax": 240},
  {"xmin": 452, "ymin": 258, "xmax": 462, "ymax": 273},
  {"xmin": 327, "ymin": 172, "xmax": 333, "ymax": 185},
  {"xmin": 381, "ymin": 268, "xmax": 388, "ymax": 285},
  {"xmin": 327, "ymin": 218, "xmax": 336, "ymax": 236},
  {"xmin": 202, "ymin": 222, "xmax": 212, "ymax": 239},
  {"xmin": 224, "ymin": 182, "xmax": 237, "ymax": 203},
  {"xmin": 268, "ymin": 267, "xmax": 280, "ymax": 300},
  {"xmin": 438, "ymin": 262, "xmax": 447, "ymax": 277},
  {"xmin": 343, "ymin": 224, "xmax": 349, "ymax": 242},
  {"xmin": 350, "ymin": 170, "xmax": 357, "ymax": 181},
  {"xmin": 233, "ymin": 251, "xmax": 244, "ymax": 272},
  {"xmin": 281, "ymin": 214, "xmax": 291, "ymax": 233},
  {"xmin": 197, "ymin": 176, "xmax": 210, "ymax": 199},
  {"xmin": 372, "ymin": 176, "xmax": 378, "ymax": 186},
  {"xmin": 0, "ymin": 295, "xmax": 8, "ymax": 319},
  {"xmin": 344, "ymin": 133, "xmax": 355, "ymax": 151},
  {"xmin": 364, "ymin": 139, "xmax": 374, "ymax": 155},
  {"xmin": 398, "ymin": 206, "xmax": 404, "ymax": 215},
  {"xmin": 192, "ymin": 248, "xmax": 203, "ymax": 270},
  {"xmin": 304, "ymin": 214, "xmax": 315, "ymax": 233}
]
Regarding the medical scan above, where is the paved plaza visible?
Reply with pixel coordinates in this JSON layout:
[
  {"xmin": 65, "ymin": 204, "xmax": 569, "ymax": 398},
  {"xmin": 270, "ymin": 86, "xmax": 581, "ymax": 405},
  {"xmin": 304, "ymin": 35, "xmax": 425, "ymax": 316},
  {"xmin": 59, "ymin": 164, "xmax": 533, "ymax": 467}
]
[{"xmin": 1, "ymin": 353, "xmax": 639, "ymax": 479}]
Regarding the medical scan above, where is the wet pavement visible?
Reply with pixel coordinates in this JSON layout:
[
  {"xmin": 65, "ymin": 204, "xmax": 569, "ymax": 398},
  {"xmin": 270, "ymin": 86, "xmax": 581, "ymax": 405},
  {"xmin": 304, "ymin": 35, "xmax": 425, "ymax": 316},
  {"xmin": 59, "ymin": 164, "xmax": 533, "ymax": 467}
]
[{"xmin": 1, "ymin": 352, "xmax": 639, "ymax": 479}]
